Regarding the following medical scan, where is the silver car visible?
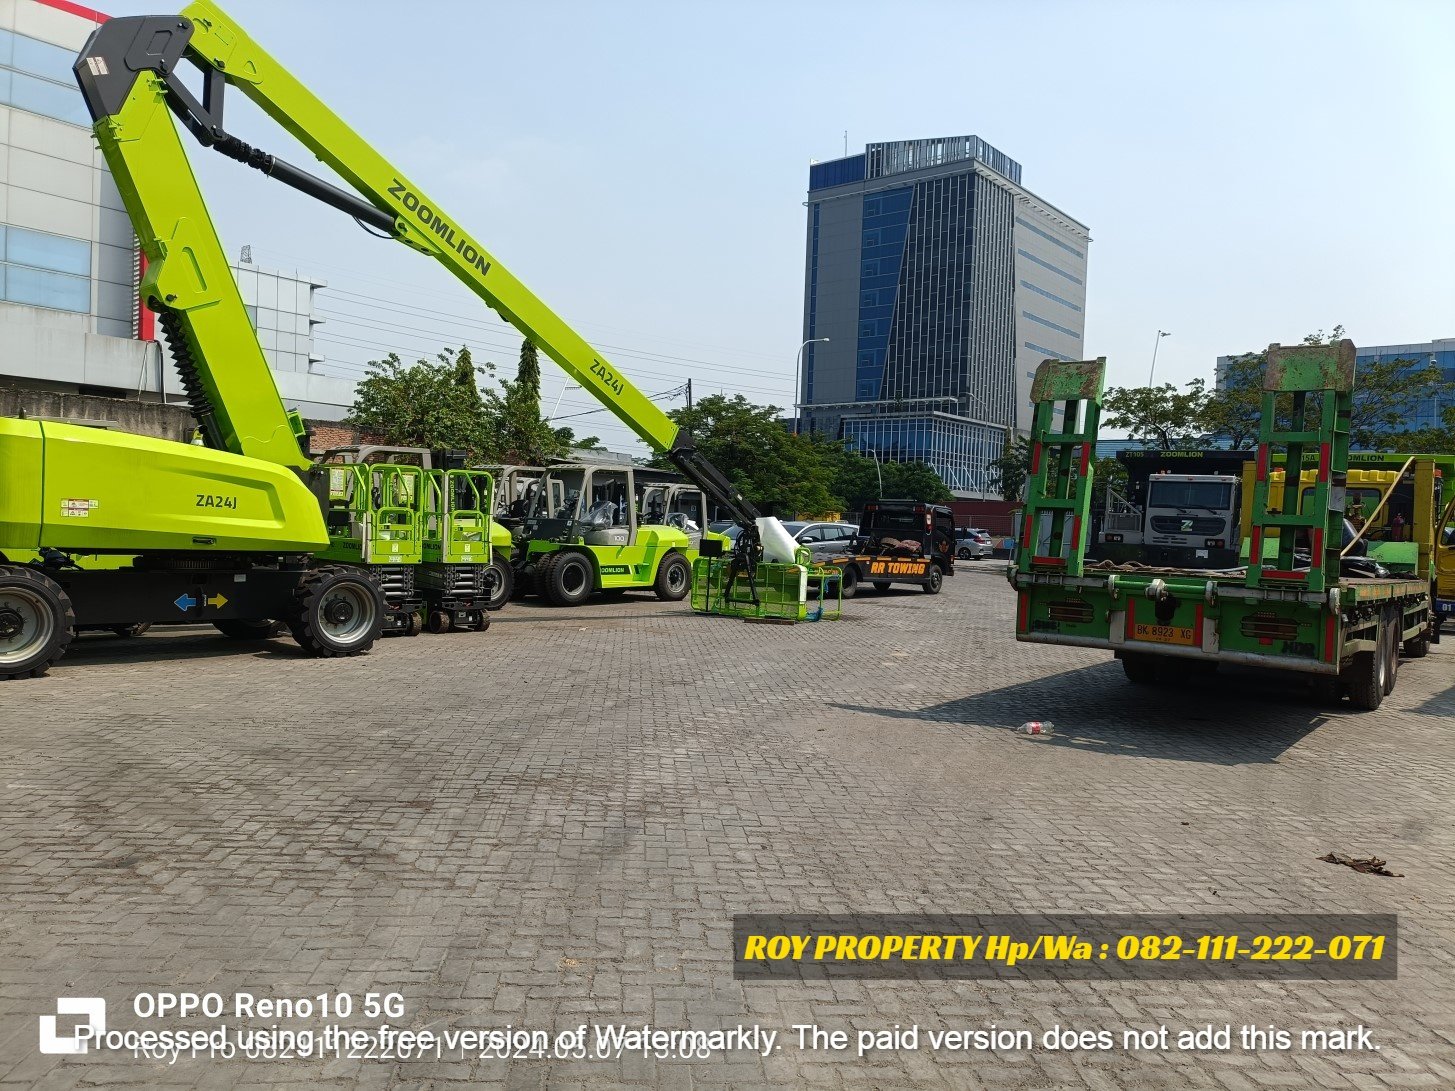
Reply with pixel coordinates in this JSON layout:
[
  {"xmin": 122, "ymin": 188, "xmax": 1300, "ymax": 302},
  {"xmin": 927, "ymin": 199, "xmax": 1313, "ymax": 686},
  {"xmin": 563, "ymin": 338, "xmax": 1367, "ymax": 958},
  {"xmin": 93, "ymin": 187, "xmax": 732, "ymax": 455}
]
[
  {"xmin": 956, "ymin": 529, "xmax": 993, "ymax": 559},
  {"xmin": 720, "ymin": 520, "xmax": 859, "ymax": 560}
]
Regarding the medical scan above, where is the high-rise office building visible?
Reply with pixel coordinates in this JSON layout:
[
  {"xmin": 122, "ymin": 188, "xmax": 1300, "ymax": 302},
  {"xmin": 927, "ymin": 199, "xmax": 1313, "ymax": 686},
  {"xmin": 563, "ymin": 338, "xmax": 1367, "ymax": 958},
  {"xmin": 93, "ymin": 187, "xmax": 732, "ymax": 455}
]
[
  {"xmin": 0, "ymin": 0, "xmax": 353, "ymax": 420},
  {"xmin": 802, "ymin": 136, "xmax": 1090, "ymax": 497}
]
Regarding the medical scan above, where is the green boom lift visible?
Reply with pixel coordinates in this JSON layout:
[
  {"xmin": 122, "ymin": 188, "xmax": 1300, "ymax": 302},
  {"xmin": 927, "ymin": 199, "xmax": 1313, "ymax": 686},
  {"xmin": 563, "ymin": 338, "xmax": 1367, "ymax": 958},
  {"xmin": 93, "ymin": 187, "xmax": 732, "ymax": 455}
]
[{"xmin": 64, "ymin": 3, "xmax": 808, "ymax": 637}]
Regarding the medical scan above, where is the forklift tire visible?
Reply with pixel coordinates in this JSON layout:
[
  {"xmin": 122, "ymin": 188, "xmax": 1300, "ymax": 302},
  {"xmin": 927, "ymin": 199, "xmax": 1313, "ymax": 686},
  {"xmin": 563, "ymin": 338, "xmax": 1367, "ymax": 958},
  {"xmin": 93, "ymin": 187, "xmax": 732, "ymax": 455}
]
[
  {"xmin": 838, "ymin": 565, "xmax": 859, "ymax": 599},
  {"xmin": 0, "ymin": 565, "xmax": 76, "ymax": 679},
  {"xmin": 214, "ymin": 619, "xmax": 278, "ymax": 640},
  {"xmin": 286, "ymin": 567, "xmax": 385, "ymax": 658},
  {"xmin": 921, "ymin": 566, "xmax": 944, "ymax": 594},
  {"xmin": 1345, "ymin": 622, "xmax": 1387, "ymax": 711},
  {"xmin": 544, "ymin": 551, "xmax": 594, "ymax": 607},
  {"xmin": 485, "ymin": 558, "xmax": 513, "ymax": 610},
  {"xmin": 111, "ymin": 622, "xmax": 151, "ymax": 638},
  {"xmin": 653, "ymin": 553, "xmax": 692, "ymax": 602},
  {"xmin": 1121, "ymin": 652, "xmax": 1159, "ymax": 685},
  {"xmin": 426, "ymin": 609, "xmax": 450, "ymax": 634}
]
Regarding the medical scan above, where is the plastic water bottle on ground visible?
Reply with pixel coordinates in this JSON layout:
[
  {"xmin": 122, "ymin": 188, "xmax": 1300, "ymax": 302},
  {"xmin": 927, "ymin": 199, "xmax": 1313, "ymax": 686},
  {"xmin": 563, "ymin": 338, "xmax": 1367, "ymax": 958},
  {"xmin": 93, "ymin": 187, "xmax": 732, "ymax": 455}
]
[{"xmin": 1018, "ymin": 721, "xmax": 1054, "ymax": 737}]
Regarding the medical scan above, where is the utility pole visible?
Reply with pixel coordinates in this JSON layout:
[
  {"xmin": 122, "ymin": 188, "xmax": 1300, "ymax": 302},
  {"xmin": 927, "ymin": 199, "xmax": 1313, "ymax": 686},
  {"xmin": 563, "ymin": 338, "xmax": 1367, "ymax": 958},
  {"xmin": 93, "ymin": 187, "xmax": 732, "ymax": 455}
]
[{"xmin": 685, "ymin": 377, "xmax": 692, "ymax": 409}]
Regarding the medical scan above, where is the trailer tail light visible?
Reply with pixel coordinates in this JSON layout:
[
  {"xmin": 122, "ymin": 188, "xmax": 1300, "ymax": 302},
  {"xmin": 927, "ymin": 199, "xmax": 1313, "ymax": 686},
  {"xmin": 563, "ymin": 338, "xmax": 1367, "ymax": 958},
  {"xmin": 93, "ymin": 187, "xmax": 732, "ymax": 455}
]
[
  {"xmin": 1105, "ymin": 533, "xmax": 1123, "ymax": 543},
  {"xmin": 1047, "ymin": 598, "xmax": 1094, "ymax": 624},
  {"xmin": 1240, "ymin": 613, "xmax": 1301, "ymax": 642},
  {"xmin": 1205, "ymin": 538, "xmax": 1225, "ymax": 548}
]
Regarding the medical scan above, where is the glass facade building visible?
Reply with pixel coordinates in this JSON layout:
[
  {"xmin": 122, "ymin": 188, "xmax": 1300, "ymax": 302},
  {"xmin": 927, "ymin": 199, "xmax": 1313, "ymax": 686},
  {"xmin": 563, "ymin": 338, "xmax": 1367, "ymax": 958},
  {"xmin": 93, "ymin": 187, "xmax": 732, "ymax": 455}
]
[
  {"xmin": 802, "ymin": 135, "xmax": 1090, "ymax": 498},
  {"xmin": 1217, "ymin": 338, "xmax": 1455, "ymax": 435}
]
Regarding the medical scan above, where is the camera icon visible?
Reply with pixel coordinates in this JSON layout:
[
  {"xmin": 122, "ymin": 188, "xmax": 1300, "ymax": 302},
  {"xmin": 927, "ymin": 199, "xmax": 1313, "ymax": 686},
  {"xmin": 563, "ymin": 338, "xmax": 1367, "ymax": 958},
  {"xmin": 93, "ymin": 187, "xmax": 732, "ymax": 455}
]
[{"xmin": 39, "ymin": 998, "xmax": 106, "ymax": 1055}]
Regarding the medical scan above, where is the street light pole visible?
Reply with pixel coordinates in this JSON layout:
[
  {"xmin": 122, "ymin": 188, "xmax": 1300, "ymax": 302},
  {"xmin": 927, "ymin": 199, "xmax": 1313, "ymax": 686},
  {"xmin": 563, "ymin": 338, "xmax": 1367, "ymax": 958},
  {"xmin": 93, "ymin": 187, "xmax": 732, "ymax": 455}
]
[
  {"xmin": 1148, "ymin": 329, "xmax": 1171, "ymax": 386},
  {"xmin": 866, "ymin": 447, "xmax": 883, "ymax": 497},
  {"xmin": 794, "ymin": 337, "xmax": 830, "ymax": 434}
]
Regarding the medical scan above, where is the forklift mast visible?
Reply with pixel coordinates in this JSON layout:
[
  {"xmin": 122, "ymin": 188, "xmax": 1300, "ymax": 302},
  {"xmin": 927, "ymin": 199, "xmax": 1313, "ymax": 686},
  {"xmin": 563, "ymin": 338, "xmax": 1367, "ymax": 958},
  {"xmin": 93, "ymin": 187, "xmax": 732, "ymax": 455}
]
[{"xmin": 73, "ymin": 3, "xmax": 760, "ymax": 538}]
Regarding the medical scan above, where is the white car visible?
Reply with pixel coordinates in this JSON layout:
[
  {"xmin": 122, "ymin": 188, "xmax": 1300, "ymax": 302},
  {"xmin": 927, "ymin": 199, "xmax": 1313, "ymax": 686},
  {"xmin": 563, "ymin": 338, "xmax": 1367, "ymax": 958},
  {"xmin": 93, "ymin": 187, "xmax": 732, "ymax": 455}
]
[{"xmin": 956, "ymin": 529, "xmax": 993, "ymax": 559}]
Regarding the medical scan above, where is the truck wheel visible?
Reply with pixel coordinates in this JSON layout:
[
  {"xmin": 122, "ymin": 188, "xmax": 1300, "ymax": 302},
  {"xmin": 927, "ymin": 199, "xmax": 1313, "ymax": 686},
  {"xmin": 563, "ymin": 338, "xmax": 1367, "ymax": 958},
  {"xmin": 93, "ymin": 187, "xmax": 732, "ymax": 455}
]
[
  {"xmin": 214, "ymin": 618, "xmax": 278, "ymax": 640},
  {"xmin": 1121, "ymin": 652, "xmax": 1158, "ymax": 685},
  {"xmin": 921, "ymin": 566, "xmax": 943, "ymax": 594},
  {"xmin": 1404, "ymin": 629, "xmax": 1432, "ymax": 658},
  {"xmin": 545, "ymin": 552, "xmax": 595, "ymax": 607},
  {"xmin": 0, "ymin": 566, "xmax": 75, "ymax": 679},
  {"xmin": 838, "ymin": 565, "xmax": 859, "ymax": 599},
  {"xmin": 653, "ymin": 553, "xmax": 691, "ymax": 601},
  {"xmin": 1382, "ymin": 614, "xmax": 1399, "ymax": 696},
  {"xmin": 287, "ymin": 568, "xmax": 385, "ymax": 658},
  {"xmin": 485, "ymin": 558, "xmax": 513, "ymax": 610},
  {"xmin": 1345, "ymin": 625, "xmax": 1387, "ymax": 711}
]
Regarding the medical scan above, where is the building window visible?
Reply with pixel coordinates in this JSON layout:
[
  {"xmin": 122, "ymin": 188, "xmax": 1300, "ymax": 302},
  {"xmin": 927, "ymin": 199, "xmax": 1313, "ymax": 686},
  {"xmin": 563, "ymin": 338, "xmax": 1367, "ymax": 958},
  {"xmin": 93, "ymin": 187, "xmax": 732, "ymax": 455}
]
[
  {"xmin": 0, "ymin": 29, "xmax": 91, "ymax": 127},
  {"xmin": 1022, "ymin": 310, "xmax": 1080, "ymax": 339},
  {"xmin": 0, "ymin": 226, "xmax": 92, "ymax": 313},
  {"xmin": 1016, "ymin": 248, "xmax": 1083, "ymax": 285}
]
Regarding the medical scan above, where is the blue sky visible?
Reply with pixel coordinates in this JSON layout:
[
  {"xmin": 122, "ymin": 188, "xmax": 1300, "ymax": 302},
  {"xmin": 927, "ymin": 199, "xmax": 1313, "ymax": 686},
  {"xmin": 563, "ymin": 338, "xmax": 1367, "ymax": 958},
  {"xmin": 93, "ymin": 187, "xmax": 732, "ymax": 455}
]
[{"xmin": 102, "ymin": 0, "xmax": 1455, "ymax": 452}]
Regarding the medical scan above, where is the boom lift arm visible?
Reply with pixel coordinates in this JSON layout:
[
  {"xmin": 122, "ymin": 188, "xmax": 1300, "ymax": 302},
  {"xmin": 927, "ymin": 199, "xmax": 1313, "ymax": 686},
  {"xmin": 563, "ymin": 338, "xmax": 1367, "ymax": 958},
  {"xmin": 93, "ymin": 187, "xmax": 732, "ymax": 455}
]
[{"xmin": 74, "ymin": 3, "xmax": 766, "ymax": 556}]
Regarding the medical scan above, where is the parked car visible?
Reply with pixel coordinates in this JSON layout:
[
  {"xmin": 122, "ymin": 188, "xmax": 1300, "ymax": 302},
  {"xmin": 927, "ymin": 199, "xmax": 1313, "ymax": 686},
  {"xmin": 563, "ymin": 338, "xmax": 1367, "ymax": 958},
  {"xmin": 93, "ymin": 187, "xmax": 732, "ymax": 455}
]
[
  {"xmin": 956, "ymin": 528, "xmax": 993, "ymax": 560},
  {"xmin": 720, "ymin": 520, "xmax": 859, "ymax": 561},
  {"xmin": 707, "ymin": 520, "xmax": 737, "ymax": 534}
]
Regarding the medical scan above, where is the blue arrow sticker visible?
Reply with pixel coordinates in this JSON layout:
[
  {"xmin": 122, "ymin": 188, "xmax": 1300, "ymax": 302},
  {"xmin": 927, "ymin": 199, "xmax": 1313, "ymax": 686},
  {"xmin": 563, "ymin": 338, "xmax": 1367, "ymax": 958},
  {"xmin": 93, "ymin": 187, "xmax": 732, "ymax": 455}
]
[{"xmin": 174, "ymin": 593, "xmax": 198, "ymax": 612}]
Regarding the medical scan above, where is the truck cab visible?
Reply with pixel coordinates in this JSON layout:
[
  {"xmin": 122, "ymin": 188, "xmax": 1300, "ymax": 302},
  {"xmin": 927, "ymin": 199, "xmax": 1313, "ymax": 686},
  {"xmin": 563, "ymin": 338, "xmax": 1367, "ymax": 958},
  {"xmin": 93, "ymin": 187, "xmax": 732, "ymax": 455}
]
[{"xmin": 1141, "ymin": 473, "xmax": 1241, "ymax": 568}]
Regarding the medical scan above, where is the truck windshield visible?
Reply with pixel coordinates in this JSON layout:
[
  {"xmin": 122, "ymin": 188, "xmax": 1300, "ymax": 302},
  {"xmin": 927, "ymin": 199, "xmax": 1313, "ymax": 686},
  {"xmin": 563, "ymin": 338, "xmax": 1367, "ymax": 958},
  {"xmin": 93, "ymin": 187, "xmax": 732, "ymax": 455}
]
[
  {"xmin": 1147, "ymin": 481, "xmax": 1232, "ymax": 510},
  {"xmin": 866, "ymin": 511, "xmax": 923, "ymax": 531}
]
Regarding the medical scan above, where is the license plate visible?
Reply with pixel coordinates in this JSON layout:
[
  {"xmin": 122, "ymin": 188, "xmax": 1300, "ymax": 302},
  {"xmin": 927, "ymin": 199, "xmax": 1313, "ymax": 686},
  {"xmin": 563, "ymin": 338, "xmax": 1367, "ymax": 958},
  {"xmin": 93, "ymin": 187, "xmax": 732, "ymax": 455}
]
[{"xmin": 1130, "ymin": 622, "xmax": 1197, "ymax": 647}]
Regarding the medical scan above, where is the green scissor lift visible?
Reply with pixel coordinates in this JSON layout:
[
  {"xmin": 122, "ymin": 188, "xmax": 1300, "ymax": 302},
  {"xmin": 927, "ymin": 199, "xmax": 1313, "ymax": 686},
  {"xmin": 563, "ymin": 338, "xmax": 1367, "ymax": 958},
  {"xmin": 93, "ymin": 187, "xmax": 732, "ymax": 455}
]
[{"xmin": 419, "ymin": 467, "xmax": 495, "ymax": 632}]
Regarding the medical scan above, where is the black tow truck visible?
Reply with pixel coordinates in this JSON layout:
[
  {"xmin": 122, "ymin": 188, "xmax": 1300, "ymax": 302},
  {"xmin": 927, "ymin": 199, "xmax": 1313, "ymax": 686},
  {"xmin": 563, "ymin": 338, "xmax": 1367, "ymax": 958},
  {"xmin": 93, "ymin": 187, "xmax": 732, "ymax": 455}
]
[{"xmin": 824, "ymin": 500, "xmax": 956, "ymax": 597}]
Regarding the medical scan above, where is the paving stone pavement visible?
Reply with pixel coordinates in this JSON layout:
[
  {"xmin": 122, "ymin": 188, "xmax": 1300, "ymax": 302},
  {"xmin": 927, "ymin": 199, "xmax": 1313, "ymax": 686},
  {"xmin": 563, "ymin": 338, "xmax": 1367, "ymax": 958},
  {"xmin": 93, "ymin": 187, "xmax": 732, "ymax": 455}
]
[{"xmin": 1, "ymin": 561, "xmax": 1452, "ymax": 1089}]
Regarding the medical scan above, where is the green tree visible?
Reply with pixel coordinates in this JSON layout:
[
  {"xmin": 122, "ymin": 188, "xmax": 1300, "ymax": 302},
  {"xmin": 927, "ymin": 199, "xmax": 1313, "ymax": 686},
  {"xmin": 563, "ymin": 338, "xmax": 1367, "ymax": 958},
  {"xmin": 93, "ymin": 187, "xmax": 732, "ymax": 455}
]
[
  {"xmin": 1204, "ymin": 326, "xmax": 1453, "ymax": 450},
  {"xmin": 988, "ymin": 435, "xmax": 1032, "ymax": 501},
  {"xmin": 654, "ymin": 394, "xmax": 837, "ymax": 516},
  {"xmin": 485, "ymin": 338, "xmax": 569, "ymax": 464},
  {"xmin": 347, "ymin": 346, "xmax": 492, "ymax": 456},
  {"xmin": 1102, "ymin": 380, "xmax": 1208, "ymax": 451},
  {"xmin": 880, "ymin": 460, "xmax": 953, "ymax": 504}
]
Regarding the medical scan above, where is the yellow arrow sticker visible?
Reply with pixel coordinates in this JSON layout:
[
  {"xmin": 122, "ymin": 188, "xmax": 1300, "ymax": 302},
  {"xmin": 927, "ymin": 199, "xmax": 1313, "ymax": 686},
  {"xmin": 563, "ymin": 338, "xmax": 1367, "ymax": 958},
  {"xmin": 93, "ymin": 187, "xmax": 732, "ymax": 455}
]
[{"xmin": 207, "ymin": 593, "xmax": 228, "ymax": 608}]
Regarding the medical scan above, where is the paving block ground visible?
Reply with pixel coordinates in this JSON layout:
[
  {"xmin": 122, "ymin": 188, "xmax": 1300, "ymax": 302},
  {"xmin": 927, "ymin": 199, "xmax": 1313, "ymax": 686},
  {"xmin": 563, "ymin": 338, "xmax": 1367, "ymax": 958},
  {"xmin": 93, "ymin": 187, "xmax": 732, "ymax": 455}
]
[{"xmin": 2, "ymin": 561, "xmax": 1452, "ymax": 1088}]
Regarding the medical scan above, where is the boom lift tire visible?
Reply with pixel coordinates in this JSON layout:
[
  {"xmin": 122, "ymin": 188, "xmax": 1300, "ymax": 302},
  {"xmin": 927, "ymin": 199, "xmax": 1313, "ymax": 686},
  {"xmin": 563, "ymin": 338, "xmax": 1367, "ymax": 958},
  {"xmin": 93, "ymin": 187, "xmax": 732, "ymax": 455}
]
[
  {"xmin": 286, "ymin": 567, "xmax": 386, "ymax": 657},
  {"xmin": 653, "ymin": 552, "xmax": 691, "ymax": 602},
  {"xmin": 921, "ymin": 566, "xmax": 944, "ymax": 595},
  {"xmin": 0, "ymin": 565, "xmax": 76, "ymax": 680},
  {"xmin": 1121, "ymin": 652, "xmax": 1159, "ymax": 685},
  {"xmin": 544, "ymin": 551, "xmax": 594, "ymax": 607},
  {"xmin": 1345, "ymin": 619, "xmax": 1387, "ymax": 711},
  {"xmin": 485, "ymin": 558, "xmax": 513, "ymax": 611},
  {"xmin": 214, "ymin": 618, "xmax": 278, "ymax": 640}
]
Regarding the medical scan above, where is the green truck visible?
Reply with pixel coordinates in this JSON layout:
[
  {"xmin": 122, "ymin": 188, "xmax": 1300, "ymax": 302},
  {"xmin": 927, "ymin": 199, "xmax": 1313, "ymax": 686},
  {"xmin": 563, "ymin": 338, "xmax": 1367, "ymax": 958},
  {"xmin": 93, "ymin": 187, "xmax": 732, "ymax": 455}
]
[{"xmin": 1009, "ymin": 341, "xmax": 1435, "ymax": 710}]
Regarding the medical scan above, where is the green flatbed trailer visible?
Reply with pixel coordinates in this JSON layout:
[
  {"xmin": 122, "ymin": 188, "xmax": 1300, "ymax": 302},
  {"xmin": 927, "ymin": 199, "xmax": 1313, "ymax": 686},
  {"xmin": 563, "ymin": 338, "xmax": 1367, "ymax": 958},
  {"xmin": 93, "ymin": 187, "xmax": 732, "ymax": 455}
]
[{"xmin": 1008, "ymin": 341, "xmax": 1434, "ymax": 710}]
